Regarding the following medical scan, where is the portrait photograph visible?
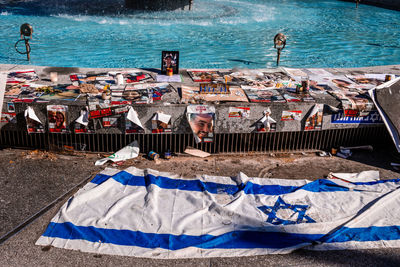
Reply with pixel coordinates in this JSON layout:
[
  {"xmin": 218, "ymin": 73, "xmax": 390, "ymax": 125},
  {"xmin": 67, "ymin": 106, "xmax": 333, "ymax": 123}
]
[{"xmin": 161, "ymin": 51, "xmax": 179, "ymax": 74}]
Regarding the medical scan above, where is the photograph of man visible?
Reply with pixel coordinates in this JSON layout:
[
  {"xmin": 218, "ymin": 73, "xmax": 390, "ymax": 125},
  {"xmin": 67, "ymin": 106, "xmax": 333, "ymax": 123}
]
[
  {"xmin": 161, "ymin": 51, "xmax": 179, "ymax": 74},
  {"xmin": 188, "ymin": 113, "xmax": 214, "ymax": 143}
]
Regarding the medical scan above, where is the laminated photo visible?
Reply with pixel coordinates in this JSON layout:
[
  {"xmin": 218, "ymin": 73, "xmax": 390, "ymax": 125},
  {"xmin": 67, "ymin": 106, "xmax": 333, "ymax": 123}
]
[
  {"xmin": 305, "ymin": 104, "xmax": 324, "ymax": 131},
  {"xmin": 24, "ymin": 106, "xmax": 44, "ymax": 133},
  {"xmin": 152, "ymin": 112, "xmax": 172, "ymax": 133},
  {"xmin": 329, "ymin": 91, "xmax": 373, "ymax": 117},
  {"xmin": 281, "ymin": 110, "xmax": 302, "ymax": 121},
  {"xmin": 123, "ymin": 85, "xmax": 153, "ymax": 104},
  {"xmin": 346, "ymin": 74, "xmax": 389, "ymax": 90},
  {"xmin": 228, "ymin": 107, "xmax": 250, "ymax": 118},
  {"xmin": 187, "ymin": 105, "xmax": 215, "ymax": 143},
  {"xmin": 187, "ymin": 70, "xmax": 221, "ymax": 82},
  {"xmin": 283, "ymin": 88, "xmax": 315, "ymax": 102},
  {"xmin": 181, "ymin": 85, "xmax": 248, "ymax": 103},
  {"xmin": 242, "ymin": 87, "xmax": 286, "ymax": 103},
  {"xmin": 47, "ymin": 105, "xmax": 68, "ymax": 133}
]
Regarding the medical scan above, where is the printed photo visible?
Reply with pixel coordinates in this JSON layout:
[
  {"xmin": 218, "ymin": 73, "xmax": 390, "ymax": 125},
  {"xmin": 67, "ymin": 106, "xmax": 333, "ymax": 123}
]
[
  {"xmin": 0, "ymin": 112, "xmax": 17, "ymax": 123},
  {"xmin": 161, "ymin": 51, "xmax": 179, "ymax": 75},
  {"xmin": 102, "ymin": 116, "xmax": 119, "ymax": 128},
  {"xmin": 305, "ymin": 104, "xmax": 324, "ymax": 131},
  {"xmin": 281, "ymin": 110, "xmax": 302, "ymax": 121},
  {"xmin": 187, "ymin": 105, "xmax": 215, "ymax": 143},
  {"xmin": 228, "ymin": 107, "xmax": 250, "ymax": 118},
  {"xmin": 47, "ymin": 105, "xmax": 68, "ymax": 133},
  {"xmin": 187, "ymin": 70, "xmax": 221, "ymax": 82}
]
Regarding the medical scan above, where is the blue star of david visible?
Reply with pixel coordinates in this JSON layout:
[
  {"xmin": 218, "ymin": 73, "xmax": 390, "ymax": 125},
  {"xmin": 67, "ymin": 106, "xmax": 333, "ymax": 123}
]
[{"xmin": 258, "ymin": 197, "xmax": 316, "ymax": 225}]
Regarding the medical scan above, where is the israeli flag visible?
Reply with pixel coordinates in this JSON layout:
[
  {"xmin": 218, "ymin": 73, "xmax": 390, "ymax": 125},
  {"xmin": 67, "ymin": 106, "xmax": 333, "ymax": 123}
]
[{"xmin": 36, "ymin": 167, "xmax": 400, "ymax": 258}]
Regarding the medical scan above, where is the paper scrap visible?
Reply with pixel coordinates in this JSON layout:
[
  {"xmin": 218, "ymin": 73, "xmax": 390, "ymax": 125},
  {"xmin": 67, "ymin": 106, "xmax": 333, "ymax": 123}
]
[
  {"xmin": 95, "ymin": 141, "xmax": 140, "ymax": 166},
  {"xmin": 184, "ymin": 147, "xmax": 211, "ymax": 158},
  {"xmin": 127, "ymin": 107, "xmax": 144, "ymax": 130}
]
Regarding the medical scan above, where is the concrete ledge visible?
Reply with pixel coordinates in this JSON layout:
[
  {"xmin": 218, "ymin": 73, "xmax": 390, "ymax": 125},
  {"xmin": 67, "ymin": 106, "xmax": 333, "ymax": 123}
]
[{"xmin": 341, "ymin": 0, "xmax": 400, "ymax": 11}]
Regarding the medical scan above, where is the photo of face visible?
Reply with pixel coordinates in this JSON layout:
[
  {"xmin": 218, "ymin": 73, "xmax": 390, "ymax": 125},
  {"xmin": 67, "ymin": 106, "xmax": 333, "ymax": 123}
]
[
  {"xmin": 161, "ymin": 51, "xmax": 179, "ymax": 74},
  {"xmin": 48, "ymin": 111, "xmax": 65, "ymax": 129},
  {"xmin": 189, "ymin": 113, "xmax": 214, "ymax": 140},
  {"xmin": 163, "ymin": 55, "xmax": 175, "ymax": 69}
]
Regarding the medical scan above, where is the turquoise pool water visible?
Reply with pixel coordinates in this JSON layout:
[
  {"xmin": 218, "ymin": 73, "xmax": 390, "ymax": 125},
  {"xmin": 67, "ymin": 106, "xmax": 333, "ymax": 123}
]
[{"xmin": 1, "ymin": 0, "xmax": 400, "ymax": 69}]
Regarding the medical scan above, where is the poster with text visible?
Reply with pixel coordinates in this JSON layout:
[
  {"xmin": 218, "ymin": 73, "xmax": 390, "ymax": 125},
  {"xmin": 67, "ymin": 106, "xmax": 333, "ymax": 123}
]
[
  {"xmin": 187, "ymin": 105, "xmax": 215, "ymax": 143},
  {"xmin": 47, "ymin": 105, "xmax": 68, "ymax": 133}
]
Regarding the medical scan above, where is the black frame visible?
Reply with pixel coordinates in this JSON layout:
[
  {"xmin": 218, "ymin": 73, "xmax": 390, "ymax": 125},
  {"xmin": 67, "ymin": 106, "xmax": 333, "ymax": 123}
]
[{"xmin": 161, "ymin": 51, "xmax": 179, "ymax": 75}]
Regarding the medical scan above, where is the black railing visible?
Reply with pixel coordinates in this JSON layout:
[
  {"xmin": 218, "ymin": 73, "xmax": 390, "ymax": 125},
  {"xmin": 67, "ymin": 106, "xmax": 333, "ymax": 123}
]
[{"xmin": 0, "ymin": 125, "xmax": 390, "ymax": 154}]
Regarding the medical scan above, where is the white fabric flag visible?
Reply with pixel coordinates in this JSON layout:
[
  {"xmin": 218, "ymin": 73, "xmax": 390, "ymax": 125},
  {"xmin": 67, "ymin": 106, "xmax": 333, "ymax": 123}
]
[{"xmin": 37, "ymin": 167, "xmax": 400, "ymax": 258}]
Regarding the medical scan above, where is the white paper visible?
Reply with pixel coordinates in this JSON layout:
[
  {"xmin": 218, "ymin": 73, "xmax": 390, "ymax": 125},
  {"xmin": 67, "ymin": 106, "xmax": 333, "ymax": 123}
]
[
  {"xmin": 153, "ymin": 112, "xmax": 171, "ymax": 124},
  {"xmin": 95, "ymin": 141, "xmax": 140, "ymax": 166},
  {"xmin": 156, "ymin": 74, "xmax": 181, "ymax": 83},
  {"xmin": 127, "ymin": 107, "xmax": 144, "ymax": 130},
  {"xmin": 24, "ymin": 106, "xmax": 42, "ymax": 124},
  {"xmin": 76, "ymin": 109, "xmax": 89, "ymax": 126}
]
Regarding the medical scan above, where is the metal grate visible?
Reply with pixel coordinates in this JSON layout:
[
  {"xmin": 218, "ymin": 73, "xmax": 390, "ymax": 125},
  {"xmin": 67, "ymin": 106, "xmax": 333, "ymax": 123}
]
[{"xmin": 0, "ymin": 126, "xmax": 391, "ymax": 154}]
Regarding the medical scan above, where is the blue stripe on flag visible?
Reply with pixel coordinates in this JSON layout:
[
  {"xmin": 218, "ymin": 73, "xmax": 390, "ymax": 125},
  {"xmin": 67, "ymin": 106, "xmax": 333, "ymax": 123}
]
[
  {"xmin": 43, "ymin": 222, "xmax": 323, "ymax": 250},
  {"xmin": 323, "ymin": 225, "xmax": 400, "ymax": 243},
  {"xmin": 90, "ymin": 172, "xmax": 400, "ymax": 196},
  {"xmin": 42, "ymin": 222, "xmax": 400, "ymax": 250}
]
